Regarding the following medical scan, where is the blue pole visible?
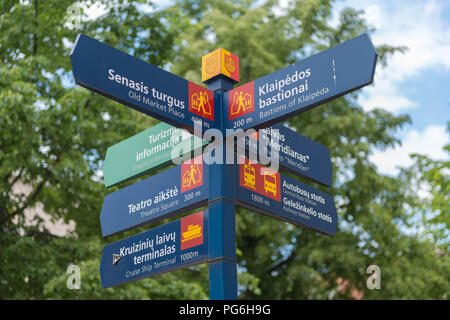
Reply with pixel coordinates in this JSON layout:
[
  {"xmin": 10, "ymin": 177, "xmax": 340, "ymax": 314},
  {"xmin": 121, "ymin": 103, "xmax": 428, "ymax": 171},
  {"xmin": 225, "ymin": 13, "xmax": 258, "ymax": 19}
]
[
  {"xmin": 208, "ymin": 199, "xmax": 237, "ymax": 299},
  {"xmin": 207, "ymin": 76, "xmax": 238, "ymax": 300}
]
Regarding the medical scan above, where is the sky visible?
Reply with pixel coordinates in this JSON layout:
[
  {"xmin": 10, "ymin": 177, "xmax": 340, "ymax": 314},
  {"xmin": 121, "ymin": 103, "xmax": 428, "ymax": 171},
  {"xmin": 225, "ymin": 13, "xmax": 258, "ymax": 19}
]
[
  {"xmin": 327, "ymin": 0, "xmax": 449, "ymax": 176},
  {"xmin": 81, "ymin": 0, "xmax": 449, "ymax": 176}
]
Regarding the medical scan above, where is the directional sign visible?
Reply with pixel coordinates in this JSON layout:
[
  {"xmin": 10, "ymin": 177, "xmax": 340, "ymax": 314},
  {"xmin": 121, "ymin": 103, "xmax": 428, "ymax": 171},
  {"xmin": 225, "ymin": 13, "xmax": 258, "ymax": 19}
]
[
  {"xmin": 235, "ymin": 157, "xmax": 337, "ymax": 236},
  {"xmin": 238, "ymin": 123, "xmax": 333, "ymax": 186},
  {"xmin": 224, "ymin": 33, "xmax": 377, "ymax": 131},
  {"xmin": 103, "ymin": 122, "xmax": 207, "ymax": 187},
  {"xmin": 100, "ymin": 157, "xmax": 208, "ymax": 237},
  {"xmin": 100, "ymin": 210, "xmax": 208, "ymax": 288},
  {"xmin": 70, "ymin": 34, "xmax": 218, "ymax": 133}
]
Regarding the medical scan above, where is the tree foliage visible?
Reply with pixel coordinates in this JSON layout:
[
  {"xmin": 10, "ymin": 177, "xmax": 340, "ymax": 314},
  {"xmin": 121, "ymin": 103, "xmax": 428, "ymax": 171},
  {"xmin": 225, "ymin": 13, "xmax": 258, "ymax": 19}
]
[{"xmin": 0, "ymin": 0, "xmax": 448, "ymax": 299}]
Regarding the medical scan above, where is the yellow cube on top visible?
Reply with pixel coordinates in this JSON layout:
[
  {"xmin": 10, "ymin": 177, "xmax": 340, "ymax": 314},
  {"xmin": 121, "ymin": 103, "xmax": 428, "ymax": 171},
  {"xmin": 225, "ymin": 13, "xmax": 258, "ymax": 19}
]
[{"xmin": 202, "ymin": 48, "xmax": 239, "ymax": 83}]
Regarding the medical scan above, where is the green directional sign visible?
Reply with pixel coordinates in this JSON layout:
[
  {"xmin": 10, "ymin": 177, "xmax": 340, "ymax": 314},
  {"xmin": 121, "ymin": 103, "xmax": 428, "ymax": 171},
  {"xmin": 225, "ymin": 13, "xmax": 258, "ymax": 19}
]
[{"xmin": 103, "ymin": 122, "xmax": 207, "ymax": 187}]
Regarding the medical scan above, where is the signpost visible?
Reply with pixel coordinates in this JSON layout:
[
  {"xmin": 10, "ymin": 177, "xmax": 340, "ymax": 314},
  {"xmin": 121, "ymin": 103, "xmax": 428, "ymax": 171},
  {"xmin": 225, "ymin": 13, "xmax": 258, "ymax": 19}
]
[
  {"xmin": 70, "ymin": 32, "xmax": 377, "ymax": 299},
  {"xmin": 100, "ymin": 157, "xmax": 208, "ymax": 237},
  {"xmin": 235, "ymin": 157, "xmax": 337, "ymax": 236},
  {"xmin": 238, "ymin": 123, "xmax": 333, "ymax": 186},
  {"xmin": 100, "ymin": 210, "xmax": 208, "ymax": 288},
  {"xmin": 103, "ymin": 122, "xmax": 207, "ymax": 187},
  {"xmin": 223, "ymin": 34, "xmax": 377, "ymax": 132}
]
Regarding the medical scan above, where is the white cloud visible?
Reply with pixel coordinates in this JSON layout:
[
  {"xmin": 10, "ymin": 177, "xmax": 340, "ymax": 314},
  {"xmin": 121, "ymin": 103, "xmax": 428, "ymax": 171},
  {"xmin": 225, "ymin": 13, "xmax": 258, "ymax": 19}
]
[
  {"xmin": 334, "ymin": 0, "xmax": 450, "ymax": 113},
  {"xmin": 370, "ymin": 125, "xmax": 449, "ymax": 176},
  {"xmin": 363, "ymin": 4, "xmax": 382, "ymax": 30},
  {"xmin": 330, "ymin": 1, "xmax": 450, "ymax": 181},
  {"xmin": 359, "ymin": 78, "xmax": 416, "ymax": 112},
  {"xmin": 81, "ymin": 2, "xmax": 108, "ymax": 20},
  {"xmin": 80, "ymin": 0, "xmax": 172, "ymax": 20}
]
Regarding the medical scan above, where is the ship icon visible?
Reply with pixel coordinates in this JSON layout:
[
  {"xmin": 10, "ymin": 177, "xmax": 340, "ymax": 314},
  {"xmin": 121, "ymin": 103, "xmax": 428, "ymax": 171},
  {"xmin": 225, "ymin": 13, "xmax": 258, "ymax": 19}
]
[{"xmin": 182, "ymin": 224, "xmax": 202, "ymax": 242}]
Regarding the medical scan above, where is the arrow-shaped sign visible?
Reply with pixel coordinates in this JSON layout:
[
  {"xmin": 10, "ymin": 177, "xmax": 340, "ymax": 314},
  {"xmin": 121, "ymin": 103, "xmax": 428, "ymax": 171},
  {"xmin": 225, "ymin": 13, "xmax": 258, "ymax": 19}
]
[
  {"xmin": 224, "ymin": 33, "xmax": 377, "ymax": 131},
  {"xmin": 100, "ymin": 210, "xmax": 208, "ymax": 288},
  {"xmin": 235, "ymin": 157, "xmax": 337, "ymax": 236},
  {"xmin": 103, "ymin": 122, "xmax": 207, "ymax": 187},
  {"xmin": 70, "ymin": 34, "xmax": 218, "ymax": 133},
  {"xmin": 100, "ymin": 157, "xmax": 208, "ymax": 237},
  {"xmin": 237, "ymin": 123, "xmax": 333, "ymax": 186}
]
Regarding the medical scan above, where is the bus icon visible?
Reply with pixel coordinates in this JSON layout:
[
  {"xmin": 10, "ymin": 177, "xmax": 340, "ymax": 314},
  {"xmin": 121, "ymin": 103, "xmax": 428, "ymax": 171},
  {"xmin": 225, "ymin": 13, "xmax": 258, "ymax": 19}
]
[
  {"xmin": 263, "ymin": 171, "xmax": 277, "ymax": 197},
  {"xmin": 243, "ymin": 164, "xmax": 256, "ymax": 189},
  {"xmin": 239, "ymin": 160, "xmax": 281, "ymax": 202}
]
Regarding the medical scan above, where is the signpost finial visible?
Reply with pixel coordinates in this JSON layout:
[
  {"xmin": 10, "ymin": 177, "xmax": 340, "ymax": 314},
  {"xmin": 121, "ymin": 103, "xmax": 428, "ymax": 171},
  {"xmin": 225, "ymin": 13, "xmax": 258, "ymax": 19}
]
[{"xmin": 202, "ymin": 48, "xmax": 239, "ymax": 91}]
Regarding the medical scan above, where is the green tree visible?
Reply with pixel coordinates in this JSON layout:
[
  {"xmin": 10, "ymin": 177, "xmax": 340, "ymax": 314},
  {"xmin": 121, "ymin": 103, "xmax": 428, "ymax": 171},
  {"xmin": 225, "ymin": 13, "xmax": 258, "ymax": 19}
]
[
  {"xmin": 0, "ymin": 0, "xmax": 208, "ymax": 299},
  {"xmin": 1, "ymin": 0, "xmax": 448, "ymax": 300},
  {"xmin": 398, "ymin": 134, "xmax": 449, "ymax": 246},
  {"xmin": 169, "ymin": 0, "xmax": 449, "ymax": 299}
]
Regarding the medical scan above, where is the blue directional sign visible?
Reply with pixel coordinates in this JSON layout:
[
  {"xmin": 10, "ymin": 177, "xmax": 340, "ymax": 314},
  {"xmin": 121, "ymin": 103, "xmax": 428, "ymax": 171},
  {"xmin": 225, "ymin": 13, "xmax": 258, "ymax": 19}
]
[
  {"xmin": 100, "ymin": 210, "xmax": 208, "ymax": 288},
  {"xmin": 100, "ymin": 157, "xmax": 208, "ymax": 237},
  {"xmin": 238, "ymin": 123, "xmax": 333, "ymax": 186},
  {"xmin": 235, "ymin": 157, "xmax": 337, "ymax": 236},
  {"xmin": 224, "ymin": 34, "xmax": 377, "ymax": 131},
  {"xmin": 70, "ymin": 34, "xmax": 218, "ymax": 133}
]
